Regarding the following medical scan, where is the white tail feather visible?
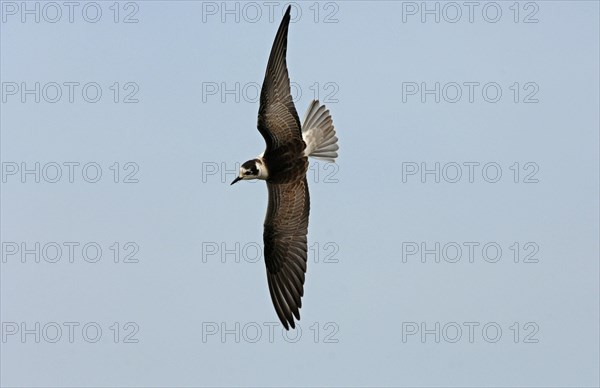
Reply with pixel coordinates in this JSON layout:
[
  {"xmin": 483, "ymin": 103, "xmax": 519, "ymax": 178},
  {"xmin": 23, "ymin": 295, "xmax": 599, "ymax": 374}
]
[{"xmin": 301, "ymin": 100, "xmax": 339, "ymax": 162}]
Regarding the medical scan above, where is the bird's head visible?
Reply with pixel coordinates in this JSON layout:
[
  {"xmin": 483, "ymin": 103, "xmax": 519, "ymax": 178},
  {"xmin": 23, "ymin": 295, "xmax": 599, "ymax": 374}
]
[{"xmin": 231, "ymin": 158, "xmax": 268, "ymax": 185}]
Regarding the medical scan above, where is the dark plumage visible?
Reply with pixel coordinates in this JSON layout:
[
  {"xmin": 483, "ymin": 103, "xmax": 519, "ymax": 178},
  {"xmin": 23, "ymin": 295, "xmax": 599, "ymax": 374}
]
[
  {"xmin": 257, "ymin": 6, "xmax": 309, "ymax": 330},
  {"xmin": 241, "ymin": 160, "xmax": 259, "ymax": 175},
  {"xmin": 231, "ymin": 6, "xmax": 321, "ymax": 330}
]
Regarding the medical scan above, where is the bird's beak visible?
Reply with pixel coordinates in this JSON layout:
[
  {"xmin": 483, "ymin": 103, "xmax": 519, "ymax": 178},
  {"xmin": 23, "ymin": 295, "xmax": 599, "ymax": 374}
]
[{"xmin": 231, "ymin": 176, "xmax": 242, "ymax": 185}]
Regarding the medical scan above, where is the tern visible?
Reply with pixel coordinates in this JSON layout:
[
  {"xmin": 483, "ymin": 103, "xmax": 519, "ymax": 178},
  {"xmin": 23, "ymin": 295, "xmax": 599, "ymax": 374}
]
[{"xmin": 231, "ymin": 6, "xmax": 339, "ymax": 330}]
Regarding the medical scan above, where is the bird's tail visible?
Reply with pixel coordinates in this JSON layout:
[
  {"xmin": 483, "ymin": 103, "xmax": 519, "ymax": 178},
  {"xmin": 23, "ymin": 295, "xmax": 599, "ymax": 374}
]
[{"xmin": 301, "ymin": 100, "xmax": 339, "ymax": 162}]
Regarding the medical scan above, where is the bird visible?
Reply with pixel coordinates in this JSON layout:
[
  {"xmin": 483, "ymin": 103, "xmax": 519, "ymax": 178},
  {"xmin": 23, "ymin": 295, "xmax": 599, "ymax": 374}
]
[{"xmin": 230, "ymin": 5, "xmax": 339, "ymax": 330}]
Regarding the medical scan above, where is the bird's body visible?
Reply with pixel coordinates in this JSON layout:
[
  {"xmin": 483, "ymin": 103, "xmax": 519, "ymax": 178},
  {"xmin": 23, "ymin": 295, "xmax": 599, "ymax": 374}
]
[{"xmin": 231, "ymin": 6, "xmax": 338, "ymax": 330}]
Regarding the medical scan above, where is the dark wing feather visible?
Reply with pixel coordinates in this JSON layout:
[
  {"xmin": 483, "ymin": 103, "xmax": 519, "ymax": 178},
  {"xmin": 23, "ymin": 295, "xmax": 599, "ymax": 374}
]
[
  {"xmin": 257, "ymin": 5, "xmax": 303, "ymax": 153},
  {"xmin": 264, "ymin": 178, "xmax": 310, "ymax": 329}
]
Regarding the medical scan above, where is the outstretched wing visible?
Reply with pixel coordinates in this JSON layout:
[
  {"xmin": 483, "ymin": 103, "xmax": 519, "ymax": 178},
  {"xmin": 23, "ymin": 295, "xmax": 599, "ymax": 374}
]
[
  {"xmin": 263, "ymin": 178, "xmax": 310, "ymax": 330},
  {"xmin": 257, "ymin": 5, "xmax": 303, "ymax": 153}
]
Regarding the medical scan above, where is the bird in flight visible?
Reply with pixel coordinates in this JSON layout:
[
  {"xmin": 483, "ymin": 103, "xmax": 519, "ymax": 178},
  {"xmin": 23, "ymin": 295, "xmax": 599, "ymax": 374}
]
[{"xmin": 231, "ymin": 6, "xmax": 339, "ymax": 330}]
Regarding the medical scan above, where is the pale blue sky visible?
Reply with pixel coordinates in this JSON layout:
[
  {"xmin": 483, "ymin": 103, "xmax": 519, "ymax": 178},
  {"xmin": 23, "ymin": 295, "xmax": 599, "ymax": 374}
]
[{"xmin": 1, "ymin": 1, "xmax": 599, "ymax": 387}]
